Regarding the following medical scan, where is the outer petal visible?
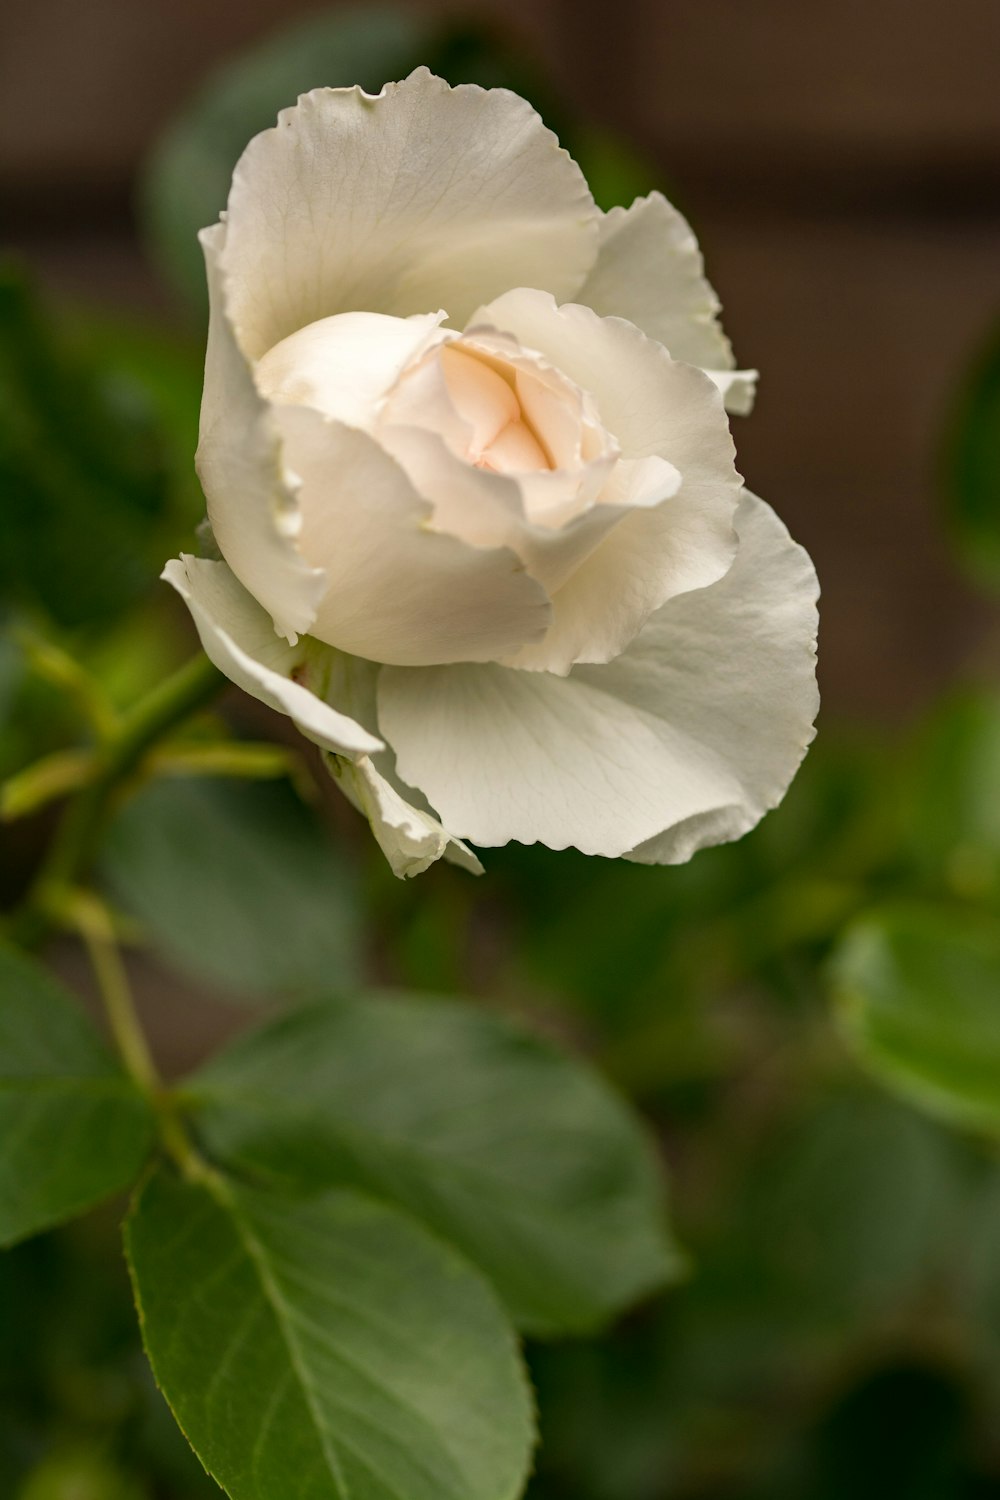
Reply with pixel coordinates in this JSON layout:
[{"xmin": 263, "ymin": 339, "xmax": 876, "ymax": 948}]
[
  {"xmin": 317, "ymin": 653, "xmax": 483, "ymax": 878},
  {"xmin": 473, "ymin": 290, "xmax": 742, "ymax": 672},
  {"xmin": 377, "ymin": 492, "xmax": 819, "ymax": 859},
  {"xmin": 197, "ymin": 225, "xmax": 324, "ymax": 642},
  {"xmin": 218, "ymin": 69, "xmax": 599, "ymax": 359},
  {"xmin": 278, "ymin": 408, "xmax": 551, "ymax": 665},
  {"xmin": 577, "ymin": 193, "xmax": 757, "ymax": 415},
  {"xmin": 161, "ymin": 556, "xmax": 380, "ymax": 759},
  {"xmin": 333, "ymin": 756, "xmax": 484, "ymax": 879},
  {"xmin": 163, "ymin": 557, "xmax": 477, "ymax": 875}
]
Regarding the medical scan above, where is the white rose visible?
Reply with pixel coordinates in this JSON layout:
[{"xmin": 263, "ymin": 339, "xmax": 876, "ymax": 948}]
[{"xmin": 164, "ymin": 69, "xmax": 819, "ymax": 878}]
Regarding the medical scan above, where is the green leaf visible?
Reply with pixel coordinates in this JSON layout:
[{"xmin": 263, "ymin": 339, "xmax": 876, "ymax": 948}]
[
  {"xmin": 68, "ymin": 307, "xmax": 205, "ymax": 543},
  {"xmin": 187, "ymin": 991, "xmax": 681, "ymax": 1335},
  {"xmin": 126, "ymin": 1167, "xmax": 534, "ymax": 1500},
  {"xmin": 99, "ymin": 777, "xmax": 364, "ymax": 1001},
  {"xmin": 905, "ymin": 689, "xmax": 1000, "ymax": 898},
  {"xmin": 141, "ymin": 6, "xmax": 425, "ymax": 312},
  {"xmin": 0, "ymin": 943, "xmax": 154, "ymax": 1246},
  {"xmin": 733, "ymin": 1088, "xmax": 959, "ymax": 1327},
  {"xmin": 0, "ymin": 266, "xmax": 177, "ymax": 627},
  {"xmin": 946, "ymin": 320, "xmax": 1000, "ymax": 594},
  {"xmin": 832, "ymin": 904, "xmax": 1000, "ymax": 1133}
]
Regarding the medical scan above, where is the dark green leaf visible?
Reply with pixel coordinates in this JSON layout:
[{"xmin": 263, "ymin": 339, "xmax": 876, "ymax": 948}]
[
  {"xmin": 100, "ymin": 777, "xmax": 364, "ymax": 1002},
  {"xmin": 69, "ymin": 308, "xmax": 205, "ymax": 539},
  {"xmin": 0, "ymin": 944, "xmax": 154, "ymax": 1246},
  {"xmin": 0, "ymin": 266, "xmax": 177, "ymax": 626},
  {"xmin": 946, "ymin": 320, "xmax": 1000, "ymax": 594},
  {"xmin": 126, "ymin": 1168, "xmax": 534, "ymax": 1500},
  {"xmin": 832, "ymin": 904, "xmax": 1000, "ymax": 1132},
  {"xmin": 187, "ymin": 991, "xmax": 681, "ymax": 1335},
  {"xmin": 734, "ymin": 1089, "xmax": 958, "ymax": 1325}
]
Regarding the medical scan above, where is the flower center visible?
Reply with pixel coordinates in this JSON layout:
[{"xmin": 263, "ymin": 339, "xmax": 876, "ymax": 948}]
[{"xmin": 438, "ymin": 346, "xmax": 552, "ymax": 475}]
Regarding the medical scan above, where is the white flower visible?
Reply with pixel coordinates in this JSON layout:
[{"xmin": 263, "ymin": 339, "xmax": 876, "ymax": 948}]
[{"xmin": 164, "ymin": 69, "xmax": 819, "ymax": 878}]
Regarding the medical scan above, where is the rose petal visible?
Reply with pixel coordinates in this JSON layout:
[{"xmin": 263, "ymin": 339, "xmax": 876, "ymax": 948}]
[
  {"xmin": 577, "ymin": 192, "xmax": 757, "ymax": 415},
  {"xmin": 334, "ymin": 755, "xmax": 484, "ymax": 879},
  {"xmin": 279, "ymin": 408, "xmax": 551, "ymax": 666},
  {"xmin": 163, "ymin": 557, "xmax": 476, "ymax": 875},
  {"xmin": 379, "ymin": 424, "xmax": 678, "ymax": 597},
  {"xmin": 313, "ymin": 649, "xmax": 482, "ymax": 877},
  {"xmin": 255, "ymin": 310, "xmax": 447, "ymax": 432},
  {"xmin": 161, "ymin": 556, "xmax": 380, "ymax": 759},
  {"xmin": 196, "ymin": 225, "xmax": 324, "ymax": 642},
  {"xmin": 377, "ymin": 491, "xmax": 819, "ymax": 859},
  {"xmin": 473, "ymin": 289, "xmax": 742, "ymax": 671},
  {"xmin": 218, "ymin": 69, "xmax": 599, "ymax": 358}
]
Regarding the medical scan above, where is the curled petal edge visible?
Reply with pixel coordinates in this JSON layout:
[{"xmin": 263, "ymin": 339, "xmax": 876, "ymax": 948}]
[
  {"xmin": 161, "ymin": 556, "xmax": 381, "ymax": 760},
  {"xmin": 327, "ymin": 753, "xmax": 484, "ymax": 879}
]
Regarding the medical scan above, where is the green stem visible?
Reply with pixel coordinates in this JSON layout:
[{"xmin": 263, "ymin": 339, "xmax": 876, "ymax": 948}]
[
  {"xmin": 10, "ymin": 653, "xmax": 224, "ymax": 948},
  {"xmin": 74, "ymin": 890, "xmax": 209, "ymax": 1182},
  {"xmin": 75, "ymin": 893, "xmax": 159, "ymax": 1095}
]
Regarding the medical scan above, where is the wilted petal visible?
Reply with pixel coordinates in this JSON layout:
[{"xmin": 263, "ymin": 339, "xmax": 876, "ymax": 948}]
[
  {"xmin": 279, "ymin": 409, "xmax": 551, "ymax": 665},
  {"xmin": 578, "ymin": 192, "xmax": 757, "ymax": 415},
  {"xmin": 377, "ymin": 492, "xmax": 818, "ymax": 858},
  {"xmin": 161, "ymin": 556, "xmax": 380, "ymax": 758},
  {"xmin": 474, "ymin": 289, "xmax": 742, "ymax": 671},
  {"xmin": 219, "ymin": 69, "xmax": 599, "ymax": 358},
  {"xmin": 197, "ymin": 225, "xmax": 324, "ymax": 642}
]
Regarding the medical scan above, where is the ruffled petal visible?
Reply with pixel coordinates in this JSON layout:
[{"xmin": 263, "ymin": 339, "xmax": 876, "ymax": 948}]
[
  {"xmin": 217, "ymin": 69, "xmax": 599, "ymax": 359},
  {"xmin": 278, "ymin": 408, "xmax": 551, "ymax": 665},
  {"xmin": 472, "ymin": 289, "xmax": 742, "ymax": 671},
  {"xmin": 577, "ymin": 192, "xmax": 757, "ymax": 415},
  {"xmin": 161, "ymin": 556, "xmax": 380, "ymax": 758},
  {"xmin": 377, "ymin": 492, "xmax": 818, "ymax": 859},
  {"xmin": 196, "ymin": 225, "xmax": 324, "ymax": 642}
]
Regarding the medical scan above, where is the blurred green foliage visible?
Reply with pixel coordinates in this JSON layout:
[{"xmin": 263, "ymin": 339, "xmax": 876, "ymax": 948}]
[
  {"xmin": 946, "ymin": 321, "xmax": 1000, "ymax": 597},
  {"xmin": 4, "ymin": 4, "xmax": 1000, "ymax": 1498},
  {"xmin": 99, "ymin": 777, "xmax": 366, "ymax": 1002},
  {"xmin": 0, "ymin": 266, "xmax": 202, "ymax": 629}
]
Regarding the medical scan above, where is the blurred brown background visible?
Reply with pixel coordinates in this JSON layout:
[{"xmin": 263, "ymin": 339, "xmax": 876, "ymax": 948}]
[{"xmin": 2, "ymin": 0, "xmax": 999, "ymax": 719}]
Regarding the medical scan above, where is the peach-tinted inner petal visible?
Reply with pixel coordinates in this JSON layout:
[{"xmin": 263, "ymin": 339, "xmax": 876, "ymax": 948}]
[{"xmin": 439, "ymin": 346, "xmax": 551, "ymax": 474}]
